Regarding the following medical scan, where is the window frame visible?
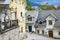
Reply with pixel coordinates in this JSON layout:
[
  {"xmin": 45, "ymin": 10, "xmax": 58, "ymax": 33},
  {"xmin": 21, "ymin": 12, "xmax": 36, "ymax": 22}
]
[
  {"xmin": 28, "ymin": 17, "xmax": 32, "ymax": 21},
  {"xmin": 49, "ymin": 20, "xmax": 52, "ymax": 25}
]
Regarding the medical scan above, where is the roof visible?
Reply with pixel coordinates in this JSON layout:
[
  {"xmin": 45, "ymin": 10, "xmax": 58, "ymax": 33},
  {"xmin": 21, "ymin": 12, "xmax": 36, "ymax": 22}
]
[
  {"xmin": 35, "ymin": 10, "xmax": 60, "ymax": 27},
  {"xmin": 45, "ymin": 13, "xmax": 57, "ymax": 20}
]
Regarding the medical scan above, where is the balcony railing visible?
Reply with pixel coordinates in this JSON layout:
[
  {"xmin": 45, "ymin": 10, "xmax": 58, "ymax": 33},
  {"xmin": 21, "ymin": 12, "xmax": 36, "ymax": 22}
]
[{"xmin": 0, "ymin": 20, "xmax": 18, "ymax": 34}]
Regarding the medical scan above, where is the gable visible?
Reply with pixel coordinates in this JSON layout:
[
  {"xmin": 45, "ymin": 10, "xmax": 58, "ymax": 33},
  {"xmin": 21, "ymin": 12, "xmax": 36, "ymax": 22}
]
[{"xmin": 46, "ymin": 15, "xmax": 55, "ymax": 20}]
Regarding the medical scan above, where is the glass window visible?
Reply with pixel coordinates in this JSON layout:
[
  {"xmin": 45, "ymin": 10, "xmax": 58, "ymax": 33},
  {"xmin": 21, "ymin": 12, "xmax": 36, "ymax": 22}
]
[
  {"xmin": 15, "ymin": 12, "xmax": 17, "ymax": 19},
  {"xmin": 28, "ymin": 15, "xmax": 32, "ymax": 21},
  {"xmin": 49, "ymin": 20, "xmax": 52, "ymax": 25},
  {"xmin": 28, "ymin": 17, "xmax": 32, "ymax": 21}
]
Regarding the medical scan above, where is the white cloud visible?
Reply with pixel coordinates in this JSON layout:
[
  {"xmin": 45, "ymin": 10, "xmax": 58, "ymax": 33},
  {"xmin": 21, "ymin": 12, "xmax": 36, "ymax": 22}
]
[{"xmin": 41, "ymin": 1, "xmax": 48, "ymax": 5}]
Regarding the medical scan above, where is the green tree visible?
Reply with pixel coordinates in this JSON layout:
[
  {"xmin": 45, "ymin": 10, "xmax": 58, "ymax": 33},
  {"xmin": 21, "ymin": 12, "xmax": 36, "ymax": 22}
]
[
  {"xmin": 26, "ymin": 0, "xmax": 33, "ymax": 11},
  {"xmin": 39, "ymin": 4, "xmax": 56, "ymax": 10}
]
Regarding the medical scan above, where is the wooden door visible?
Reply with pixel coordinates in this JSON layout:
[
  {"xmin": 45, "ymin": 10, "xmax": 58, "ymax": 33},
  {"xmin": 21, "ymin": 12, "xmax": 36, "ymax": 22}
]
[{"xmin": 48, "ymin": 31, "xmax": 53, "ymax": 37}]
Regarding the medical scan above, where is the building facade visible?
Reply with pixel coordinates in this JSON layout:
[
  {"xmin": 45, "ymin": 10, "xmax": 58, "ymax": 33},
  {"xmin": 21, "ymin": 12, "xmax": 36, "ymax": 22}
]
[
  {"xmin": 25, "ymin": 10, "xmax": 38, "ymax": 32},
  {"xmin": 0, "ymin": 0, "xmax": 14, "ymax": 32},
  {"xmin": 34, "ymin": 10, "xmax": 60, "ymax": 38},
  {"xmin": 9, "ymin": 0, "xmax": 27, "ymax": 37}
]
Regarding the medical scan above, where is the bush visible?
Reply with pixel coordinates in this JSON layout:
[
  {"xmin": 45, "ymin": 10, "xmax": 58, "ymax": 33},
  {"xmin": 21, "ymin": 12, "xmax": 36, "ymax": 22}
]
[{"xmin": 26, "ymin": 6, "xmax": 33, "ymax": 11}]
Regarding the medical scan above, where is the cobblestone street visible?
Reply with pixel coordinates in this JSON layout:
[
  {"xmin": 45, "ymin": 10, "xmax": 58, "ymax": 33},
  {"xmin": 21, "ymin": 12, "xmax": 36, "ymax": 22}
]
[
  {"xmin": 0, "ymin": 28, "xmax": 59, "ymax": 40},
  {"xmin": 24, "ymin": 32, "xmax": 60, "ymax": 40}
]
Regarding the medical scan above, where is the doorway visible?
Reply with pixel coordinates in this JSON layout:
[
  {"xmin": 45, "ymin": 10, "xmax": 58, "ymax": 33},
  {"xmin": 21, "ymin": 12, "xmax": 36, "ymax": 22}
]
[
  {"xmin": 42, "ymin": 30, "xmax": 44, "ymax": 34},
  {"xmin": 28, "ymin": 26, "xmax": 32, "ymax": 32},
  {"xmin": 48, "ymin": 30, "xmax": 53, "ymax": 37}
]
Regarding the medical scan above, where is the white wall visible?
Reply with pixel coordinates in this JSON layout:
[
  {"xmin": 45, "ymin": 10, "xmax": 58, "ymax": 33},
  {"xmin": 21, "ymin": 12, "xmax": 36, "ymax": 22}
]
[
  {"xmin": 39, "ymin": 30, "xmax": 42, "ymax": 34},
  {"xmin": 46, "ymin": 16, "xmax": 55, "ymax": 29},
  {"xmin": 53, "ymin": 30, "xmax": 60, "ymax": 38}
]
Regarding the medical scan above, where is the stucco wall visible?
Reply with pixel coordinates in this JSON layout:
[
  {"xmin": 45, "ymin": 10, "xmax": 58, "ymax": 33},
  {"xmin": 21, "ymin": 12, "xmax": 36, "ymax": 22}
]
[
  {"xmin": 53, "ymin": 30, "xmax": 60, "ymax": 38},
  {"xmin": 46, "ymin": 16, "xmax": 55, "ymax": 29}
]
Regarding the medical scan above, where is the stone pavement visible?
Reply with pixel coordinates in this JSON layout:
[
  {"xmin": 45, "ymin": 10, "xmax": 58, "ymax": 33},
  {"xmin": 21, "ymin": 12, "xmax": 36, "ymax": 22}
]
[
  {"xmin": 0, "ymin": 28, "xmax": 21, "ymax": 40},
  {"xmin": 24, "ymin": 32, "xmax": 59, "ymax": 40},
  {"xmin": 0, "ymin": 27, "xmax": 59, "ymax": 40}
]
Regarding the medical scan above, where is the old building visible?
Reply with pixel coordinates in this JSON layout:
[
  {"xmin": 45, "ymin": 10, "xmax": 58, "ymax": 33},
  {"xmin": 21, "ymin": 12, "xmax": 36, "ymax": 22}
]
[
  {"xmin": 0, "ymin": 0, "xmax": 18, "ymax": 34},
  {"xmin": 34, "ymin": 10, "xmax": 60, "ymax": 38},
  {"xmin": 9, "ymin": 0, "xmax": 27, "ymax": 37},
  {"xmin": 25, "ymin": 10, "xmax": 38, "ymax": 32},
  {"xmin": 0, "ymin": 0, "xmax": 12, "ymax": 32}
]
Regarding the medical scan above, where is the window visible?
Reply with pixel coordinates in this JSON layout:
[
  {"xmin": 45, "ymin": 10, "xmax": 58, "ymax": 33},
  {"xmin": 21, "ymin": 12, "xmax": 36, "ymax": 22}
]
[
  {"xmin": 28, "ymin": 15, "xmax": 32, "ymax": 21},
  {"xmin": 49, "ymin": 20, "xmax": 52, "ymax": 25},
  {"xmin": 15, "ymin": 12, "xmax": 17, "ymax": 19},
  {"xmin": 59, "ymin": 32, "xmax": 60, "ymax": 35},
  {"xmin": 12, "ymin": 0, "xmax": 13, "ymax": 2},
  {"xmin": 28, "ymin": 17, "xmax": 32, "ymax": 21},
  {"xmin": 21, "ymin": 12, "xmax": 22, "ymax": 17},
  {"xmin": 21, "ymin": 27, "xmax": 23, "ymax": 32},
  {"xmin": 11, "ymin": 20, "xmax": 18, "ymax": 26}
]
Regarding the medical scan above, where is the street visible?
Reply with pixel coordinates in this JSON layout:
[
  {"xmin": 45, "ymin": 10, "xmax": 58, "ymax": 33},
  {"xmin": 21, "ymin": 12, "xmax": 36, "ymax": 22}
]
[
  {"xmin": 24, "ymin": 32, "xmax": 59, "ymax": 40},
  {"xmin": 0, "ymin": 28, "xmax": 59, "ymax": 40}
]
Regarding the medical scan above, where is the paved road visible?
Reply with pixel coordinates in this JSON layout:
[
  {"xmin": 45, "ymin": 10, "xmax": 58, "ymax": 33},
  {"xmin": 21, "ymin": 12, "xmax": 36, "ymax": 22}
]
[
  {"xmin": 24, "ymin": 32, "xmax": 59, "ymax": 40},
  {"xmin": 0, "ymin": 27, "xmax": 59, "ymax": 40}
]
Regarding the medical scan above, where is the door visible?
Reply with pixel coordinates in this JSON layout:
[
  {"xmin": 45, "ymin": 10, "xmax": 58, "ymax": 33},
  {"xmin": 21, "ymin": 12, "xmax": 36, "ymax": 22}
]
[
  {"xmin": 42, "ymin": 30, "xmax": 44, "ymax": 34},
  {"xmin": 37, "ymin": 30, "xmax": 39, "ymax": 34},
  {"xmin": 48, "ymin": 30, "xmax": 53, "ymax": 37},
  {"xmin": 28, "ymin": 26, "xmax": 32, "ymax": 32}
]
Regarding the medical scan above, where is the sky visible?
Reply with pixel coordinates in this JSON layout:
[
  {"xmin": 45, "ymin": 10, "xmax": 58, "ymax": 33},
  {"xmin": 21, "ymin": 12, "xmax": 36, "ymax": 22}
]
[
  {"xmin": 4, "ymin": 0, "xmax": 10, "ymax": 4},
  {"xmin": 30, "ymin": 0, "xmax": 60, "ymax": 6},
  {"xmin": 4, "ymin": 0, "xmax": 60, "ymax": 6}
]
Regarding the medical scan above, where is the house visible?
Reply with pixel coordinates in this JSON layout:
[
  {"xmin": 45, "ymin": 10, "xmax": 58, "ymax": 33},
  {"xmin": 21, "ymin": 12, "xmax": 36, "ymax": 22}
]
[
  {"xmin": 0, "ymin": 3, "xmax": 11, "ymax": 31},
  {"xmin": 0, "ymin": 1, "xmax": 18, "ymax": 33},
  {"xmin": 25, "ymin": 10, "xmax": 38, "ymax": 32},
  {"xmin": 34, "ymin": 10, "xmax": 60, "ymax": 38}
]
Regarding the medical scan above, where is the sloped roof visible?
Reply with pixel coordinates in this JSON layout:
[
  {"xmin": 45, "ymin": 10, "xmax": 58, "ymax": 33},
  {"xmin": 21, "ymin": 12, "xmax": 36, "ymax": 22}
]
[
  {"xmin": 35, "ymin": 10, "xmax": 60, "ymax": 27},
  {"xmin": 45, "ymin": 13, "xmax": 57, "ymax": 20}
]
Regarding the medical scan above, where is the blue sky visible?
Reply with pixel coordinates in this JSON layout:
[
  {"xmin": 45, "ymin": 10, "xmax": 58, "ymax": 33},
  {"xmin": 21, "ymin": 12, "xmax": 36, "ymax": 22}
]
[
  {"xmin": 4, "ymin": 0, "xmax": 60, "ymax": 6},
  {"xmin": 4, "ymin": 0, "xmax": 10, "ymax": 4},
  {"xmin": 29, "ymin": 0, "xmax": 60, "ymax": 6}
]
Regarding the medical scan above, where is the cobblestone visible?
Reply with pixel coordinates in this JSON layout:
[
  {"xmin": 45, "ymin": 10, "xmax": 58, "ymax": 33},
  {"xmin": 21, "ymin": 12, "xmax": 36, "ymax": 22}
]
[{"xmin": 0, "ymin": 28, "xmax": 59, "ymax": 40}]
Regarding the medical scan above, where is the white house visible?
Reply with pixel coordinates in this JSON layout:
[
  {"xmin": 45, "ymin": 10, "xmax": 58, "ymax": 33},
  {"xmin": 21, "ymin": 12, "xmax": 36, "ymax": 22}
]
[
  {"xmin": 25, "ymin": 10, "xmax": 39, "ymax": 32},
  {"xmin": 34, "ymin": 10, "xmax": 60, "ymax": 38}
]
